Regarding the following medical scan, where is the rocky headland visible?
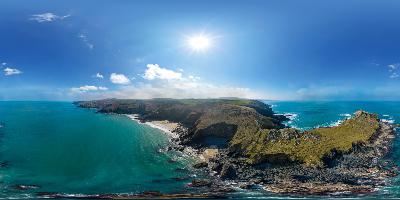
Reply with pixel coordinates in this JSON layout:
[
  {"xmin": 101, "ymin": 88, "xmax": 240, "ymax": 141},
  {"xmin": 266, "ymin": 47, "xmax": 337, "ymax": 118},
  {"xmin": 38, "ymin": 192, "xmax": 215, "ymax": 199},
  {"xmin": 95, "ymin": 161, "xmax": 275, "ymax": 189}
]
[{"xmin": 76, "ymin": 98, "xmax": 398, "ymax": 196}]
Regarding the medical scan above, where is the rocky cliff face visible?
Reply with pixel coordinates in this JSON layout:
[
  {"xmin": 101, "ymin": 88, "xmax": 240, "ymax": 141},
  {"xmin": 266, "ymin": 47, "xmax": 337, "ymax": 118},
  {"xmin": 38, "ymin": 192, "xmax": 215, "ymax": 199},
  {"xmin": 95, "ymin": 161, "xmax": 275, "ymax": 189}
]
[{"xmin": 76, "ymin": 98, "xmax": 287, "ymax": 149}]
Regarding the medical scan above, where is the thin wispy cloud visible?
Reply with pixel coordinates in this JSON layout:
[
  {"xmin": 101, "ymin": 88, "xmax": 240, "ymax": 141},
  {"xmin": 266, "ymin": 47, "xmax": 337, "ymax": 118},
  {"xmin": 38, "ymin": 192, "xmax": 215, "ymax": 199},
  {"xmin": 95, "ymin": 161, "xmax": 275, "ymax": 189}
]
[
  {"xmin": 135, "ymin": 57, "xmax": 144, "ymax": 63},
  {"xmin": 93, "ymin": 73, "xmax": 104, "ymax": 79},
  {"xmin": 388, "ymin": 63, "xmax": 400, "ymax": 78},
  {"xmin": 30, "ymin": 13, "xmax": 70, "ymax": 23},
  {"xmin": 70, "ymin": 85, "xmax": 108, "ymax": 93},
  {"xmin": 390, "ymin": 73, "xmax": 399, "ymax": 78},
  {"xmin": 4, "ymin": 67, "xmax": 22, "ymax": 76},
  {"xmin": 78, "ymin": 33, "xmax": 94, "ymax": 50},
  {"xmin": 110, "ymin": 73, "xmax": 131, "ymax": 85}
]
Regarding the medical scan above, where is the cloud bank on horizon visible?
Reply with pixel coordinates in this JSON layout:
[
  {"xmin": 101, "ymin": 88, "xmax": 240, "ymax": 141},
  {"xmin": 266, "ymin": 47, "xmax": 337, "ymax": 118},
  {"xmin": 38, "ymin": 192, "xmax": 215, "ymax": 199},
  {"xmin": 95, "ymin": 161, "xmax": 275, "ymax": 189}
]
[
  {"xmin": 69, "ymin": 64, "xmax": 265, "ymax": 100},
  {"xmin": 1, "ymin": 1, "xmax": 400, "ymax": 101}
]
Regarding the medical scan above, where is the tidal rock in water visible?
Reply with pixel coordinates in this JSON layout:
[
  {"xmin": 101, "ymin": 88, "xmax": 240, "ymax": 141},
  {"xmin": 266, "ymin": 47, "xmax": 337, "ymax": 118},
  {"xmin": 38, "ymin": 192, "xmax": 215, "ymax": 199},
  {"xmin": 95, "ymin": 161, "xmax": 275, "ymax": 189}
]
[
  {"xmin": 13, "ymin": 185, "xmax": 39, "ymax": 190},
  {"xmin": 189, "ymin": 179, "xmax": 212, "ymax": 187}
]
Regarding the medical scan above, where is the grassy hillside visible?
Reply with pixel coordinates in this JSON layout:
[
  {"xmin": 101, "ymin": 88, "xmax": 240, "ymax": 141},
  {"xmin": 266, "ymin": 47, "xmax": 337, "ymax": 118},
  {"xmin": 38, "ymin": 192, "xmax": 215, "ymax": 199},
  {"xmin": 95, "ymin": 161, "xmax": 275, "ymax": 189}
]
[{"xmin": 238, "ymin": 111, "xmax": 380, "ymax": 166}]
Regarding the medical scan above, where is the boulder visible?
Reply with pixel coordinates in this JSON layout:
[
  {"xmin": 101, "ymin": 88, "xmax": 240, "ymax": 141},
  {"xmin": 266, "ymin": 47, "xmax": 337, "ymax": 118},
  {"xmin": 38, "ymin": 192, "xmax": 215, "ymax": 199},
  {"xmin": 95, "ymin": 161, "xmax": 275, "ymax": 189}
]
[
  {"xmin": 189, "ymin": 179, "xmax": 212, "ymax": 187},
  {"xmin": 220, "ymin": 164, "xmax": 237, "ymax": 179},
  {"xmin": 193, "ymin": 162, "xmax": 208, "ymax": 169}
]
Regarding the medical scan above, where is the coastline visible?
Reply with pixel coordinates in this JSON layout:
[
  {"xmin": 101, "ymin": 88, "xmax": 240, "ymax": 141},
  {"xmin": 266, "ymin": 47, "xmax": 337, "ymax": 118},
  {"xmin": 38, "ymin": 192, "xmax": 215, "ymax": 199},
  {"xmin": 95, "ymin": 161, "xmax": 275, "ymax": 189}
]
[
  {"xmin": 125, "ymin": 114, "xmax": 201, "ymax": 160},
  {"xmin": 75, "ymin": 99, "xmax": 399, "ymax": 197},
  {"xmin": 125, "ymin": 114, "xmax": 180, "ymax": 139}
]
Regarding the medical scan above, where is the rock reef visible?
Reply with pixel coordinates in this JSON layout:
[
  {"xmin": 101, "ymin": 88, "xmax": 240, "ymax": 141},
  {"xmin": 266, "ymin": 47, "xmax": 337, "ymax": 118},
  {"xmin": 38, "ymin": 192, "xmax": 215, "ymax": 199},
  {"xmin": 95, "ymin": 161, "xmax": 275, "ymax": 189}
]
[{"xmin": 76, "ymin": 98, "xmax": 398, "ymax": 196}]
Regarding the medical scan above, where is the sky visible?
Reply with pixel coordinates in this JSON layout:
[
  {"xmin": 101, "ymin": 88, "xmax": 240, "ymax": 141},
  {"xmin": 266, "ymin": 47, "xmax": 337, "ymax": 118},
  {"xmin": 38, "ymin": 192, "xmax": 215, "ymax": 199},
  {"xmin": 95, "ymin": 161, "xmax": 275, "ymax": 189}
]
[{"xmin": 1, "ymin": 0, "xmax": 400, "ymax": 101}]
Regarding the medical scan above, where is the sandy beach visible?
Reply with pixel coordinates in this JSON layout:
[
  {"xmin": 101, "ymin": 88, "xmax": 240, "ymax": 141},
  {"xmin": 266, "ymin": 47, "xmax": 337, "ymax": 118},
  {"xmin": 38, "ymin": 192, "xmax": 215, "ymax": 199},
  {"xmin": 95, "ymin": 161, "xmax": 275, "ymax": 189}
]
[{"xmin": 125, "ymin": 114, "xmax": 180, "ymax": 138}]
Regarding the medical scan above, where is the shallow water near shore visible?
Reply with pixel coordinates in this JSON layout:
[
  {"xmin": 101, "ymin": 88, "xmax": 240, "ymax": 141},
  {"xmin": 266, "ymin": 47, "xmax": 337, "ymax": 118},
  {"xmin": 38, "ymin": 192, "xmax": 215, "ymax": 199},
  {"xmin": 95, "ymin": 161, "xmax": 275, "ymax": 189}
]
[
  {"xmin": 0, "ymin": 101, "xmax": 194, "ymax": 199},
  {"xmin": 0, "ymin": 101, "xmax": 399, "ymax": 199}
]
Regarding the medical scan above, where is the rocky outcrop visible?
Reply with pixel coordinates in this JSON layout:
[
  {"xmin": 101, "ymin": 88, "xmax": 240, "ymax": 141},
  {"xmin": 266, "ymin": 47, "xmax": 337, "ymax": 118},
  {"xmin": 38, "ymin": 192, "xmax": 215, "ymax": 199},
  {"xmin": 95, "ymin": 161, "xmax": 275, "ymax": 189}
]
[{"xmin": 203, "ymin": 111, "xmax": 397, "ymax": 195}]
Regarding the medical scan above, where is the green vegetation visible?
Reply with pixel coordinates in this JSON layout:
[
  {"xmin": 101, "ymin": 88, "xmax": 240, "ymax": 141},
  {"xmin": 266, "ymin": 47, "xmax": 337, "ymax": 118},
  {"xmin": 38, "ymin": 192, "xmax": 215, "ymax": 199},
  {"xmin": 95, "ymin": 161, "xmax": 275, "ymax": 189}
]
[{"xmin": 237, "ymin": 111, "xmax": 380, "ymax": 166}]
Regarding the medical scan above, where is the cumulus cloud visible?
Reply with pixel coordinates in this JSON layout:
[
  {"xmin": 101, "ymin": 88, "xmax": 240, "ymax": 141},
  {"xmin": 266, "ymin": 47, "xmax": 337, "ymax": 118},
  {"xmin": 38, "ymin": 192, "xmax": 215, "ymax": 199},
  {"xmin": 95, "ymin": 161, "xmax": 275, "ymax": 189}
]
[
  {"xmin": 70, "ymin": 85, "xmax": 108, "ymax": 93},
  {"xmin": 69, "ymin": 64, "xmax": 271, "ymax": 100},
  {"xmin": 30, "ymin": 13, "xmax": 70, "ymax": 23},
  {"xmin": 110, "ymin": 73, "xmax": 131, "ymax": 85},
  {"xmin": 4, "ymin": 67, "xmax": 22, "ymax": 76},
  {"xmin": 143, "ymin": 64, "xmax": 182, "ymax": 80},
  {"xmin": 93, "ymin": 73, "xmax": 104, "ymax": 79}
]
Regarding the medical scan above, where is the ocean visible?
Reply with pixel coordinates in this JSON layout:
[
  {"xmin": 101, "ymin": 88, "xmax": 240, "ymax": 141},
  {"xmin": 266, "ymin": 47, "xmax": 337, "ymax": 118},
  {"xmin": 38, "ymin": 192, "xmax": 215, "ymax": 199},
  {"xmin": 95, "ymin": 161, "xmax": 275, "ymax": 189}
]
[{"xmin": 0, "ymin": 101, "xmax": 399, "ymax": 199}]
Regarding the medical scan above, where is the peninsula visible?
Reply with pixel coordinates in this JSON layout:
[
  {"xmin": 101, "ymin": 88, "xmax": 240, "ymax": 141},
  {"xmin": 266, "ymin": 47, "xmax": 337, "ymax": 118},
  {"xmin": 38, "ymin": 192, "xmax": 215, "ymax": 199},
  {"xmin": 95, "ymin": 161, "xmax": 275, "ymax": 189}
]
[{"xmin": 76, "ymin": 98, "xmax": 398, "ymax": 196}]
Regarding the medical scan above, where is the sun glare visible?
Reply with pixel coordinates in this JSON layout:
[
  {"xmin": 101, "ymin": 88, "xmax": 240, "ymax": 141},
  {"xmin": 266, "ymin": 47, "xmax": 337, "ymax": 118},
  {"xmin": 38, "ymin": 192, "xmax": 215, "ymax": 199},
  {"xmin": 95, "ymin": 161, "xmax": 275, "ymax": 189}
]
[{"xmin": 187, "ymin": 35, "xmax": 211, "ymax": 51}]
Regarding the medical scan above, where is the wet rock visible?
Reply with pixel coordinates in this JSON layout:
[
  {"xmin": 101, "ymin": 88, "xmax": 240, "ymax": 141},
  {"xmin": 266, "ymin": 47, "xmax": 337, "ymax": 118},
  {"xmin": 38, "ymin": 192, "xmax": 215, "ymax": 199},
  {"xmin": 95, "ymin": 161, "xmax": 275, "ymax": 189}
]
[
  {"xmin": 220, "ymin": 164, "xmax": 237, "ymax": 180},
  {"xmin": 193, "ymin": 162, "xmax": 208, "ymax": 169},
  {"xmin": 239, "ymin": 183, "xmax": 256, "ymax": 189},
  {"xmin": 175, "ymin": 167, "xmax": 189, "ymax": 173},
  {"xmin": 167, "ymin": 158, "xmax": 177, "ymax": 163},
  {"xmin": 0, "ymin": 161, "xmax": 9, "ymax": 168},
  {"xmin": 189, "ymin": 179, "xmax": 212, "ymax": 187},
  {"xmin": 13, "ymin": 185, "xmax": 39, "ymax": 190},
  {"xmin": 170, "ymin": 177, "xmax": 190, "ymax": 181},
  {"xmin": 210, "ymin": 186, "xmax": 236, "ymax": 193},
  {"xmin": 141, "ymin": 191, "xmax": 162, "ymax": 196}
]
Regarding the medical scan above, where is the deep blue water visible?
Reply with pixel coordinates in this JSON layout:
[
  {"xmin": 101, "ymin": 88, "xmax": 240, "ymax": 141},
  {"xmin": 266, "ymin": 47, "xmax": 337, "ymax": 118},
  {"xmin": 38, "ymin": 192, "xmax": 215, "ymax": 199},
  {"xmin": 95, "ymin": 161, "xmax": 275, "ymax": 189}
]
[{"xmin": 0, "ymin": 101, "xmax": 399, "ymax": 199}]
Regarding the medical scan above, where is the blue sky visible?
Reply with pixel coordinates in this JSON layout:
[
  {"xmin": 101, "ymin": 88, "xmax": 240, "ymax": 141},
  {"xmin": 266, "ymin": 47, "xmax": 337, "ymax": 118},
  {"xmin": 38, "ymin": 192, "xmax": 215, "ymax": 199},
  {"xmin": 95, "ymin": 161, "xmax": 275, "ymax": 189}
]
[{"xmin": 1, "ymin": 0, "xmax": 400, "ymax": 100}]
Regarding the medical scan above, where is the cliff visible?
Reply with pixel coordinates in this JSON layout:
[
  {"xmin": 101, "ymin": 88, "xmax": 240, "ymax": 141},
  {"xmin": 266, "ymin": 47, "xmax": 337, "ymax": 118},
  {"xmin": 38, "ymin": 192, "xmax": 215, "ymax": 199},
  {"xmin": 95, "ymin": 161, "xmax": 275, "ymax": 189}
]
[{"xmin": 76, "ymin": 98, "xmax": 287, "ymax": 148}]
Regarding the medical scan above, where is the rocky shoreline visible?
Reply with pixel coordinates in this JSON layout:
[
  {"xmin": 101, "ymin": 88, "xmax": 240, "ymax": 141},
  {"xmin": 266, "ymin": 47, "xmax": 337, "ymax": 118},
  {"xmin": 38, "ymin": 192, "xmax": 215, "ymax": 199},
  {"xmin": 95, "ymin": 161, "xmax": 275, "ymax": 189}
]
[
  {"xmin": 75, "ymin": 99, "xmax": 399, "ymax": 197},
  {"xmin": 183, "ymin": 117, "xmax": 398, "ymax": 196},
  {"xmin": 129, "ymin": 113, "xmax": 398, "ymax": 196}
]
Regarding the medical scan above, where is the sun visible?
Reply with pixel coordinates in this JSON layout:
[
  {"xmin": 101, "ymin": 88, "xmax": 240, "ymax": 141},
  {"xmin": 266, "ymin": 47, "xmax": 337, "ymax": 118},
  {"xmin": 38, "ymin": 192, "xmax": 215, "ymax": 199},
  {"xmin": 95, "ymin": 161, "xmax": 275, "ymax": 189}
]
[{"xmin": 187, "ymin": 35, "xmax": 212, "ymax": 51}]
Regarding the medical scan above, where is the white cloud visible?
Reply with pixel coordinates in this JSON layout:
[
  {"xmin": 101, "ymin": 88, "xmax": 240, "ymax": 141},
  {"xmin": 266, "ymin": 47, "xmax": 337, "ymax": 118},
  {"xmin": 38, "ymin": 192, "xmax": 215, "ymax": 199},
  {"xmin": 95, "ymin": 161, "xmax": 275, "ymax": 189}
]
[
  {"xmin": 388, "ymin": 63, "xmax": 400, "ymax": 78},
  {"xmin": 70, "ymin": 82, "xmax": 264, "ymax": 100},
  {"xmin": 93, "ymin": 73, "xmax": 104, "ymax": 79},
  {"xmin": 390, "ymin": 73, "xmax": 399, "ymax": 79},
  {"xmin": 110, "ymin": 73, "xmax": 131, "ymax": 85},
  {"xmin": 78, "ymin": 33, "xmax": 94, "ymax": 50},
  {"xmin": 388, "ymin": 63, "xmax": 399, "ymax": 71},
  {"xmin": 188, "ymin": 75, "xmax": 201, "ymax": 81},
  {"xmin": 69, "ymin": 64, "xmax": 272, "ymax": 100},
  {"xmin": 2, "ymin": 62, "xmax": 6, "ymax": 66},
  {"xmin": 4, "ymin": 67, "xmax": 22, "ymax": 76},
  {"xmin": 143, "ymin": 64, "xmax": 182, "ymax": 80},
  {"xmin": 30, "ymin": 13, "xmax": 70, "ymax": 23},
  {"xmin": 70, "ymin": 85, "xmax": 108, "ymax": 93}
]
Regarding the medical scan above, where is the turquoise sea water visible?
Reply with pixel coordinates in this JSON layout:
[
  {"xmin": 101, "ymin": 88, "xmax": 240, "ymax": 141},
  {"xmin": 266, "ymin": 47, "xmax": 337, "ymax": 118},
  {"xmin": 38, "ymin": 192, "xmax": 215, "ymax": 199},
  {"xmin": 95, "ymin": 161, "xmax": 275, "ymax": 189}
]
[
  {"xmin": 0, "ymin": 101, "xmax": 399, "ymax": 199},
  {"xmin": 0, "ymin": 102, "xmax": 194, "ymax": 199}
]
